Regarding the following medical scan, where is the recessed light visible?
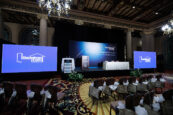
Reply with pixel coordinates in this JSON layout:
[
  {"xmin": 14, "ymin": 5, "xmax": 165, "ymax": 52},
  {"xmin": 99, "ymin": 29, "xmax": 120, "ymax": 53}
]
[
  {"xmin": 132, "ymin": 6, "xmax": 135, "ymax": 9},
  {"xmin": 155, "ymin": 12, "xmax": 159, "ymax": 15}
]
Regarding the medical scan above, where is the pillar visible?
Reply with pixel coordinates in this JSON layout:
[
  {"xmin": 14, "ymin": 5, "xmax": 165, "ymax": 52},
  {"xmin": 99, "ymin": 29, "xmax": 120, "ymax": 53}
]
[
  {"xmin": 38, "ymin": 14, "xmax": 48, "ymax": 46},
  {"xmin": 0, "ymin": 9, "xmax": 4, "ymax": 39},
  {"xmin": 141, "ymin": 29, "xmax": 155, "ymax": 51},
  {"xmin": 126, "ymin": 28, "xmax": 133, "ymax": 61}
]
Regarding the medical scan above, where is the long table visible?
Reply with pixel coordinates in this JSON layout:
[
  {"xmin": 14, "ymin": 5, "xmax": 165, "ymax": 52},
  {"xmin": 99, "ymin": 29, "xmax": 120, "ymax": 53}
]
[{"xmin": 103, "ymin": 61, "xmax": 130, "ymax": 70}]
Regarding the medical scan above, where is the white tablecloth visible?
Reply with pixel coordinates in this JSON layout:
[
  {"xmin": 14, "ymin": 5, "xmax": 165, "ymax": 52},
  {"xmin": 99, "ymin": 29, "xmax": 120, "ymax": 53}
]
[{"xmin": 103, "ymin": 61, "xmax": 130, "ymax": 70}]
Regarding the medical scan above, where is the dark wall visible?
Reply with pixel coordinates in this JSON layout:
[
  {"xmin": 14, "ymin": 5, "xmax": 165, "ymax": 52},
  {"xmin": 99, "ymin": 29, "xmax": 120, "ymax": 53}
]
[{"xmin": 53, "ymin": 21, "xmax": 126, "ymax": 71}]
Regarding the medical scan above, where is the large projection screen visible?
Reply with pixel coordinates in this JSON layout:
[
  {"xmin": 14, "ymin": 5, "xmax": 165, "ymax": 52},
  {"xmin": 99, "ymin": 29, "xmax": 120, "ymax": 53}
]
[
  {"xmin": 69, "ymin": 40, "xmax": 117, "ymax": 67},
  {"xmin": 1, "ymin": 44, "xmax": 58, "ymax": 73},
  {"xmin": 134, "ymin": 51, "xmax": 156, "ymax": 69}
]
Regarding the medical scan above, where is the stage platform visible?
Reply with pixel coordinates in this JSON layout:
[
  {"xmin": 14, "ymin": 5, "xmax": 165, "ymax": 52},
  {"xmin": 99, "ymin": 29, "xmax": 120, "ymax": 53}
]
[
  {"xmin": 73, "ymin": 67, "xmax": 155, "ymax": 78},
  {"xmin": 75, "ymin": 67, "xmax": 130, "ymax": 77}
]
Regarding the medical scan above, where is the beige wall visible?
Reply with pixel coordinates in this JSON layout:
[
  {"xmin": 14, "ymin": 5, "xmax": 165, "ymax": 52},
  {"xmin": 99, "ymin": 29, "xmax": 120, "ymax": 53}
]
[{"xmin": 4, "ymin": 22, "xmax": 55, "ymax": 46}]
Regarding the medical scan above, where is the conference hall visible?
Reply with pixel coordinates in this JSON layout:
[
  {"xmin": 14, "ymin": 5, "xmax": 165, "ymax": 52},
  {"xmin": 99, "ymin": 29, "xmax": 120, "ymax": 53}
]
[{"xmin": 0, "ymin": 0, "xmax": 173, "ymax": 115}]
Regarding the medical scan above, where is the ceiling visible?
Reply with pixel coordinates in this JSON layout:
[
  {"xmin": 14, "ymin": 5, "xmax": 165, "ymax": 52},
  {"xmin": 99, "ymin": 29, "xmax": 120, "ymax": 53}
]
[
  {"xmin": 72, "ymin": 0, "xmax": 173, "ymax": 23},
  {"xmin": 1, "ymin": 0, "xmax": 173, "ymax": 29}
]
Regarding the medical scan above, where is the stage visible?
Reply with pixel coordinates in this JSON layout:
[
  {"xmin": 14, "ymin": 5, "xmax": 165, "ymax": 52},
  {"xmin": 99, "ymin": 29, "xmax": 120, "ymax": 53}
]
[
  {"xmin": 72, "ymin": 67, "xmax": 155, "ymax": 78},
  {"xmin": 75, "ymin": 67, "xmax": 130, "ymax": 77}
]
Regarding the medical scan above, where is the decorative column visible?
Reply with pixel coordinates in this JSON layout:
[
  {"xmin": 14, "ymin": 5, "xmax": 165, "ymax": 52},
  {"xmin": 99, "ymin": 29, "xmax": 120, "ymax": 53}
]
[
  {"xmin": 0, "ymin": 9, "xmax": 4, "ymax": 39},
  {"xmin": 141, "ymin": 29, "xmax": 155, "ymax": 51},
  {"xmin": 38, "ymin": 14, "xmax": 48, "ymax": 46},
  {"xmin": 126, "ymin": 28, "xmax": 133, "ymax": 61}
]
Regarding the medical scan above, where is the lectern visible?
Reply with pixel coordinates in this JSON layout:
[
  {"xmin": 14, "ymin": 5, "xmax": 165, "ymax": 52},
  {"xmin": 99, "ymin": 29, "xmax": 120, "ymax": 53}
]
[{"xmin": 61, "ymin": 58, "xmax": 75, "ymax": 73}]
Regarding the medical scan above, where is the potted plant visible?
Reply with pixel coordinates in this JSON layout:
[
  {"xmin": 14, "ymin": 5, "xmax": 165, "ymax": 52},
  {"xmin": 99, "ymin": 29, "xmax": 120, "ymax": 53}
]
[
  {"xmin": 68, "ymin": 71, "xmax": 83, "ymax": 82},
  {"xmin": 130, "ymin": 69, "xmax": 143, "ymax": 77}
]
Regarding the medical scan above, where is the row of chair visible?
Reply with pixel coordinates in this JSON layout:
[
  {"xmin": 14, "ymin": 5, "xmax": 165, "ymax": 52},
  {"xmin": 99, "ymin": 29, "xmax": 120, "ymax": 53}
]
[
  {"xmin": 0, "ymin": 82, "xmax": 65, "ymax": 115},
  {"xmin": 89, "ymin": 74, "xmax": 166, "ymax": 101},
  {"xmin": 110, "ymin": 89, "xmax": 173, "ymax": 115}
]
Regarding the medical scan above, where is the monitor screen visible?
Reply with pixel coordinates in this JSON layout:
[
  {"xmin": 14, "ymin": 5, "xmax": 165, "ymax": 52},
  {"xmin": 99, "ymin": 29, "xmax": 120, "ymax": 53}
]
[
  {"xmin": 134, "ymin": 51, "xmax": 156, "ymax": 69},
  {"xmin": 1, "ymin": 44, "xmax": 58, "ymax": 73}
]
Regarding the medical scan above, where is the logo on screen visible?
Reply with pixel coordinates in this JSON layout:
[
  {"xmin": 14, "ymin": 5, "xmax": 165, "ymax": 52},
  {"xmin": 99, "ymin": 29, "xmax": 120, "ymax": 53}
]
[
  {"xmin": 105, "ymin": 47, "xmax": 115, "ymax": 51},
  {"xmin": 16, "ymin": 53, "xmax": 45, "ymax": 63},
  {"xmin": 139, "ymin": 56, "xmax": 151, "ymax": 63}
]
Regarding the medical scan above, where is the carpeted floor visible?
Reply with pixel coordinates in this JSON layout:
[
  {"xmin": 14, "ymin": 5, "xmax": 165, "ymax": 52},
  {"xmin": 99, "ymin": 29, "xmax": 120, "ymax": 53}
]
[
  {"xmin": 48, "ymin": 76, "xmax": 173, "ymax": 115},
  {"xmin": 47, "ymin": 78, "xmax": 116, "ymax": 115},
  {"xmin": 79, "ymin": 82, "xmax": 116, "ymax": 115}
]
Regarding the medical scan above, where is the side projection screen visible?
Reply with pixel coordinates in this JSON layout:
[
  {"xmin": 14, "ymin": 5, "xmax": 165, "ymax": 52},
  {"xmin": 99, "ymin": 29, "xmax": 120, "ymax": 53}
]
[
  {"xmin": 1, "ymin": 44, "xmax": 58, "ymax": 73},
  {"xmin": 134, "ymin": 51, "xmax": 156, "ymax": 69}
]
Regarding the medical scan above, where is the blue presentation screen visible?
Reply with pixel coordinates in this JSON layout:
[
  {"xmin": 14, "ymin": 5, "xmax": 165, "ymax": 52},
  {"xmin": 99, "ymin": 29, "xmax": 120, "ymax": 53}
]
[
  {"xmin": 69, "ymin": 41, "xmax": 117, "ymax": 67},
  {"xmin": 134, "ymin": 51, "xmax": 156, "ymax": 69},
  {"xmin": 1, "ymin": 44, "xmax": 58, "ymax": 73}
]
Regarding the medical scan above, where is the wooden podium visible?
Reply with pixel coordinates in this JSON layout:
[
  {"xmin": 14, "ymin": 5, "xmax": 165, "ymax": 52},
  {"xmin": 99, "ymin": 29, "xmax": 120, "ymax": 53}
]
[{"xmin": 82, "ymin": 56, "xmax": 89, "ymax": 70}]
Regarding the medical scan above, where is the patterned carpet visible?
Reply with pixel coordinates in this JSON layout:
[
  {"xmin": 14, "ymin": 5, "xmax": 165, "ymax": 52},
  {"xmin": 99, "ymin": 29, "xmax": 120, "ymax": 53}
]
[
  {"xmin": 48, "ymin": 75, "xmax": 173, "ymax": 115},
  {"xmin": 48, "ymin": 78, "xmax": 116, "ymax": 115},
  {"xmin": 79, "ymin": 83, "xmax": 116, "ymax": 115},
  {"xmin": 49, "ymin": 78, "xmax": 92, "ymax": 115}
]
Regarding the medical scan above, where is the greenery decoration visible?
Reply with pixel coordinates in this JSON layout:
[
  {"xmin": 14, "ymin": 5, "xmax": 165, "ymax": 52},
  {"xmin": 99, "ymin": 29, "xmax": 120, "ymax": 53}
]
[
  {"xmin": 130, "ymin": 69, "xmax": 143, "ymax": 77},
  {"xmin": 68, "ymin": 71, "xmax": 83, "ymax": 81}
]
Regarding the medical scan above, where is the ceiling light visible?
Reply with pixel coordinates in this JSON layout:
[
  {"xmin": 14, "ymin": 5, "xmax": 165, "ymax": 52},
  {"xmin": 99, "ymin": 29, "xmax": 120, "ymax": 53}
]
[
  {"xmin": 161, "ymin": 12, "xmax": 173, "ymax": 35},
  {"xmin": 37, "ymin": 0, "xmax": 72, "ymax": 16}
]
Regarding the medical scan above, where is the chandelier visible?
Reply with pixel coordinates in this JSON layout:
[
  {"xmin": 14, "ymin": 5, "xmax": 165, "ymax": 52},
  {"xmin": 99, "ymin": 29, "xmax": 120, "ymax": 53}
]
[
  {"xmin": 37, "ymin": 0, "xmax": 72, "ymax": 16},
  {"xmin": 161, "ymin": 13, "xmax": 173, "ymax": 35}
]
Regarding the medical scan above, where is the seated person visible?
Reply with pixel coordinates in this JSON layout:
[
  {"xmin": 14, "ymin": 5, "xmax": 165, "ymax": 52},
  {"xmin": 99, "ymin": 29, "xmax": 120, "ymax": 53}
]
[{"xmin": 133, "ymin": 94, "xmax": 148, "ymax": 115}]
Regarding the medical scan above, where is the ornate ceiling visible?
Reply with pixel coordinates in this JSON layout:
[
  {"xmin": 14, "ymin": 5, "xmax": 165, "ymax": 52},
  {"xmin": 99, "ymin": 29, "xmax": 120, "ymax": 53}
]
[{"xmin": 0, "ymin": 0, "xmax": 173, "ymax": 30}]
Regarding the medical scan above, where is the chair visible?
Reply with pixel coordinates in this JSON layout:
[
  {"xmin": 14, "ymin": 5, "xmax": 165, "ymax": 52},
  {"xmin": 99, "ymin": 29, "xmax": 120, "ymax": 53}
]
[
  {"xmin": 161, "ymin": 90, "xmax": 173, "ymax": 115},
  {"xmin": 128, "ymin": 84, "xmax": 136, "ymax": 94},
  {"xmin": 143, "ymin": 104, "xmax": 159, "ymax": 115},
  {"xmin": 15, "ymin": 83, "xmax": 27, "ymax": 100},
  {"xmin": 27, "ymin": 84, "xmax": 43, "ymax": 115},
  {"xmin": 0, "ymin": 86, "xmax": 5, "ymax": 112},
  {"xmin": 117, "ymin": 78, "xmax": 128, "ymax": 99},
  {"xmin": 155, "ymin": 75, "xmax": 163, "ymax": 93},
  {"xmin": 3, "ymin": 82, "xmax": 14, "ymax": 98},
  {"xmin": 42, "ymin": 85, "xmax": 62, "ymax": 114},
  {"xmin": 136, "ymin": 78, "xmax": 148, "ymax": 95},
  {"xmin": 106, "ymin": 78, "xmax": 115, "ymax": 86},
  {"xmin": 30, "ymin": 84, "xmax": 43, "ymax": 102},
  {"xmin": 127, "ymin": 78, "xmax": 136, "ymax": 94},
  {"xmin": 89, "ymin": 85, "xmax": 101, "ymax": 104},
  {"xmin": 119, "ymin": 109, "xmax": 135, "ymax": 115},
  {"xmin": 104, "ymin": 78, "xmax": 115, "ymax": 96}
]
